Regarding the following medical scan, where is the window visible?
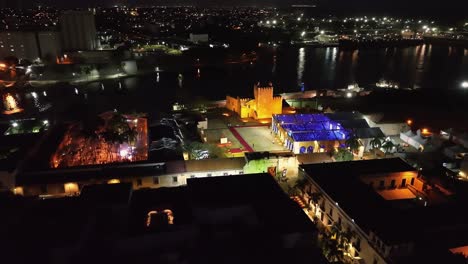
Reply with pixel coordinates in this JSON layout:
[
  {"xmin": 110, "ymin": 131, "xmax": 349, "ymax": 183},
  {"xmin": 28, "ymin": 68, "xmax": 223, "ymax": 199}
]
[
  {"xmin": 207, "ymin": 173, "xmax": 212, "ymax": 177},
  {"xmin": 190, "ymin": 175, "xmax": 195, "ymax": 178},
  {"xmin": 379, "ymin": 180, "xmax": 385, "ymax": 188},
  {"xmin": 338, "ymin": 217, "xmax": 342, "ymax": 226},
  {"xmin": 373, "ymin": 258, "xmax": 378, "ymax": 264},
  {"xmin": 153, "ymin": 177, "xmax": 159, "ymax": 185},
  {"xmin": 239, "ymin": 171, "xmax": 244, "ymax": 174},
  {"xmin": 355, "ymin": 237, "xmax": 361, "ymax": 251},
  {"xmin": 390, "ymin": 179, "xmax": 396, "ymax": 188},
  {"xmin": 329, "ymin": 207, "xmax": 333, "ymax": 217},
  {"xmin": 410, "ymin": 178, "xmax": 415, "ymax": 185},
  {"xmin": 223, "ymin": 172, "xmax": 229, "ymax": 176},
  {"xmin": 172, "ymin": 176, "xmax": 178, "ymax": 183},
  {"xmin": 401, "ymin": 178, "xmax": 406, "ymax": 187},
  {"xmin": 136, "ymin": 179, "xmax": 142, "ymax": 186}
]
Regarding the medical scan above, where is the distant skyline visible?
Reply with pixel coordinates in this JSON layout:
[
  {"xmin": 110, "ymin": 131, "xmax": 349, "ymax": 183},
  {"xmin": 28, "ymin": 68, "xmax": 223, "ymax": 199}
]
[{"xmin": 1, "ymin": 0, "xmax": 467, "ymax": 22}]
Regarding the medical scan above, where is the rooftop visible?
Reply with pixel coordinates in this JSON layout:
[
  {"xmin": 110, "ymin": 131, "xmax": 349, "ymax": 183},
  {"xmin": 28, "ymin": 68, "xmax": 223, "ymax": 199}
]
[
  {"xmin": 300, "ymin": 158, "xmax": 466, "ymax": 245},
  {"xmin": 273, "ymin": 113, "xmax": 384, "ymax": 142}
]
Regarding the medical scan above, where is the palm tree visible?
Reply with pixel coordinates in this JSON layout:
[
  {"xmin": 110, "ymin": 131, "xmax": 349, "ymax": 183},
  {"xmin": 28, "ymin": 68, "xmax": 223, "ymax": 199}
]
[
  {"xmin": 309, "ymin": 191, "xmax": 323, "ymax": 217},
  {"xmin": 339, "ymin": 229, "xmax": 357, "ymax": 253},
  {"xmin": 382, "ymin": 140, "xmax": 395, "ymax": 156},
  {"xmin": 294, "ymin": 177, "xmax": 308, "ymax": 195},
  {"xmin": 345, "ymin": 133, "xmax": 361, "ymax": 154},
  {"xmin": 370, "ymin": 137, "xmax": 383, "ymax": 157}
]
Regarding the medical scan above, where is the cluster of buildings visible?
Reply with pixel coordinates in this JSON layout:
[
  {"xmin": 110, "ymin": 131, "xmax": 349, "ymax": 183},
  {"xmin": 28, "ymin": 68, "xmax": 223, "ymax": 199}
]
[{"xmin": 0, "ymin": 10, "xmax": 99, "ymax": 61}]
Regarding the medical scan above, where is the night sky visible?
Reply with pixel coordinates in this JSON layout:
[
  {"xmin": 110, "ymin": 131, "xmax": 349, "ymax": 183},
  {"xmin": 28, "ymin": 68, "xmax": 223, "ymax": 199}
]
[{"xmin": 1, "ymin": 0, "xmax": 467, "ymax": 21}]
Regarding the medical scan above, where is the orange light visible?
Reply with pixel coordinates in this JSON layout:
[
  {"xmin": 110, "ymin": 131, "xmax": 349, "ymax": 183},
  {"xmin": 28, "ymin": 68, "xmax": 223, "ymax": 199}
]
[
  {"xmin": 0, "ymin": 63, "xmax": 6, "ymax": 68},
  {"xmin": 407, "ymin": 119, "xmax": 413, "ymax": 125},
  {"xmin": 422, "ymin": 128, "xmax": 429, "ymax": 134},
  {"xmin": 108, "ymin": 179, "xmax": 120, "ymax": 184}
]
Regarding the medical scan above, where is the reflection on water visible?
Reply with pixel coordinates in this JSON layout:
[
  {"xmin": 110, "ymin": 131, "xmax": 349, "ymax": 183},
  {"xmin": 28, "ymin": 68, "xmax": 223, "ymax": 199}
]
[
  {"xmin": 1, "ymin": 45, "xmax": 467, "ymax": 117},
  {"xmin": 297, "ymin": 48, "xmax": 305, "ymax": 86}
]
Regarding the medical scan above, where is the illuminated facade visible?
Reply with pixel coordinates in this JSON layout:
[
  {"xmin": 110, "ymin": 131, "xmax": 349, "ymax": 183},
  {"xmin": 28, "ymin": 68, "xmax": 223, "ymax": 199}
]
[
  {"xmin": 272, "ymin": 113, "xmax": 385, "ymax": 154},
  {"xmin": 299, "ymin": 158, "xmax": 456, "ymax": 264},
  {"xmin": 226, "ymin": 84, "xmax": 282, "ymax": 119}
]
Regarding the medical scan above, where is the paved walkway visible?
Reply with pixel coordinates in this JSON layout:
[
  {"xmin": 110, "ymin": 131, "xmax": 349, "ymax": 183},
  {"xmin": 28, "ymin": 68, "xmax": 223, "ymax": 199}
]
[{"xmin": 229, "ymin": 127, "xmax": 254, "ymax": 152}]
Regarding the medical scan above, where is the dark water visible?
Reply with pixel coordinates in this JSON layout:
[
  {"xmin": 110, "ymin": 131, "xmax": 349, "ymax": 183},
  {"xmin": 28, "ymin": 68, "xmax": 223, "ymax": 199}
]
[{"xmin": 5, "ymin": 44, "xmax": 468, "ymax": 118}]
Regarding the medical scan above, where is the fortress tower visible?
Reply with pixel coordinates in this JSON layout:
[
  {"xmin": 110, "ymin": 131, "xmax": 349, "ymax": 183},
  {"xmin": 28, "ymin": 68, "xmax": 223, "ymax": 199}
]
[{"xmin": 226, "ymin": 83, "xmax": 283, "ymax": 119}]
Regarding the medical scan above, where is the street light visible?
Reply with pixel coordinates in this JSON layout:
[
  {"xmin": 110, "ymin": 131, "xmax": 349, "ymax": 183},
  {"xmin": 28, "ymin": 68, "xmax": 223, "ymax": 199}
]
[
  {"xmin": 461, "ymin": 81, "xmax": 468, "ymax": 89},
  {"xmin": 407, "ymin": 119, "xmax": 413, "ymax": 126}
]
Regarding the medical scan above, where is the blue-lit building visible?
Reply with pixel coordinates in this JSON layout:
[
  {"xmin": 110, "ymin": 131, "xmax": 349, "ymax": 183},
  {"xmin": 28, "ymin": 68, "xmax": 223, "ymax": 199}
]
[{"xmin": 272, "ymin": 112, "xmax": 385, "ymax": 154}]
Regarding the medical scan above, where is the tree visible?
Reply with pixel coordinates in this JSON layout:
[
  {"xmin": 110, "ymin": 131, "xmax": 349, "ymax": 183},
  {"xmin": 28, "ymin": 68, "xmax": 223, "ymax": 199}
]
[
  {"xmin": 345, "ymin": 134, "xmax": 361, "ymax": 153},
  {"xmin": 309, "ymin": 191, "xmax": 323, "ymax": 217},
  {"xmin": 333, "ymin": 148, "xmax": 354, "ymax": 161},
  {"xmin": 294, "ymin": 177, "xmax": 308, "ymax": 194},
  {"xmin": 370, "ymin": 137, "xmax": 384, "ymax": 157},
  {"xmin": 370, "ymin": 137, "xmax": 383, "ymax": 150},
  {"xmin": 382, "ymin": 140, "xmax": 395, "ymax": 156}
]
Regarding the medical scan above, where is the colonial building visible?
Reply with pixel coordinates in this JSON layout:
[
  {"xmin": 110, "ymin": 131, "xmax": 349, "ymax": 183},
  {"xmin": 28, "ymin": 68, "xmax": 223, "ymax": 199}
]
[
  {"xmin": 226, "ymin": 84, "xmax": 282, "ymax": 120},
  {"xmin": 272, "ymin": 112, "xmax": 385, "ymax": 154},
  {"xmin": 299, "ymin": 158, "xmax": 465, "ymax": 264}
]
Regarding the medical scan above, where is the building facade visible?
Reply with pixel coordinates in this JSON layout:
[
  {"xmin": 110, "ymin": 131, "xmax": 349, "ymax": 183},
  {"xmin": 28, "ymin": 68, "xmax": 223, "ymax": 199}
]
[
  {"xmin": 226, "ymin": 84, "xmax": 282, "ymax": 120},
  {"xmin": 0, "ymin": 31, "xmax": 61, "ymax": 60},
  {"xmin": 297, "ymin": 159, "xmax": 455, "ymax": 264},
  {"xmin": 60, "ymin": 11, "xmax": 98, "ymax": 51},
  {"xmin": 272, "ymin": 113, "xmax": 385, "ymax": 154}
]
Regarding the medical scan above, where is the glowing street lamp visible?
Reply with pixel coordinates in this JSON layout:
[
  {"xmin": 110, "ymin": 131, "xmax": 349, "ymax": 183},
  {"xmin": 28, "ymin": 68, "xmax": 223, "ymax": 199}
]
[
  {"xmin": 407, "ymin": 119, "xmax": 413, "ymax": 126},
  {"xmin": 461, "ymin": 81, "xmax": 468, "ymax": 89}
]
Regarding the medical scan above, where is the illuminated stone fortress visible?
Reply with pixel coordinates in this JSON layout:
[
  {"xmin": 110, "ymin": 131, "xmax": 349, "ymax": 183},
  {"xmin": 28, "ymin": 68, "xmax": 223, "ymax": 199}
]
[{"xmin": 226, "ymin": 84, "xmax": 283, "ymax": 119}]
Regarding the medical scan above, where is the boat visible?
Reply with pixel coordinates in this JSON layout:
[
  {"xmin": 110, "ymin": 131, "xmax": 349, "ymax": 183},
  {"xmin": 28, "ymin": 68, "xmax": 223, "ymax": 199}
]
[{"xmin": 376, "ymin": 79, "xmax": 399, "ymax": 89}]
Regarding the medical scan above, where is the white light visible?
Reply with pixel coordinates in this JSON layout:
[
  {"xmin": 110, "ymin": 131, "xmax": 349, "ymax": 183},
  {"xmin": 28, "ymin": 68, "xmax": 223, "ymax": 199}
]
[
  {"xmin": 43, "ymin": 120, "xmax": 49, "ymax": 125},
  {"xmin": 422, "ymin": 25, "xmax": 428, "ymax": 29},
  {"xmin": 462, "ymin": 81, "xmax": 468, "ymax": 89},
  {"xmin": 301, "ymin": 31, "xmax": 306, "ymax": 37},
  {"xmin": 297, "ymin": 17, "xmax": 301, "ymax": 21},
  {"xmin": 120, "ymin": 149, "xmax": 129, "ymax": 157},
  {"xmin": 43, "ymin": 91, "xmax": 47, "ymax": 96},
  {"xmin": 12, "ymin": 122, "xmax": 18, "ymax": 127},
  {"xmin": 346, "ymin": 92, "xmax": 352, "ymax": 98},
  {"xmin": 320, "ymin": 30, "xmax": 325, "ymax": 34},
  {"xmin": 209, "ymin": 44, "xmax": 214, "ymax": 48},
  {"xmin": 31, "ymin": 92, "xmax": 38, "ymax": 98},
  {"xmin": 272, "ymin": 20, "xmax": 277, "ymax": 24},
  {"xmin": 74, "ymin": 88, "xmax": 79, "ymax": 95}
]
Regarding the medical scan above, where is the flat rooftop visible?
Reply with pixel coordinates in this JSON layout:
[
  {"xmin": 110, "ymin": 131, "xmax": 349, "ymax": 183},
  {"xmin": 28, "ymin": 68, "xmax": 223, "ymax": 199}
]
[{"xmin": 300, "ymin": 158, "xmax": 466, "ymax": 245}]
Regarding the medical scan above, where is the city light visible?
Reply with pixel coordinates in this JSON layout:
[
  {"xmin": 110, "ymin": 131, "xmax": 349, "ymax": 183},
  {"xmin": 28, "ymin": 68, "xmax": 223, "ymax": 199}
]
[
  {"xmin": 301, "ymin": 31, "xmax": 306, "ymax": 37},
  {"xmin": 12, "ymin": 122, "xmax": 18, "ymax": 127},
  {"xmin": 346, "ymin": 92, "xmax": 352, "ymax": 98},
  {"xmin": 407, "ymin": 119, "xmax": 413, "ymax": 125},
  {"xmin": 461, "ymin": 81, "xmax": 468, "ymax": 89}
]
